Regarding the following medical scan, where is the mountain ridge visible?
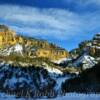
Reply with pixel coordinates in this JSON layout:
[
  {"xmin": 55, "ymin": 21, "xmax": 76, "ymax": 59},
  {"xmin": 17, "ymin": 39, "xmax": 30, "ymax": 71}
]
[{"xmin": 0, "ymin": 25, "xmax": 69, "ymax": 62}]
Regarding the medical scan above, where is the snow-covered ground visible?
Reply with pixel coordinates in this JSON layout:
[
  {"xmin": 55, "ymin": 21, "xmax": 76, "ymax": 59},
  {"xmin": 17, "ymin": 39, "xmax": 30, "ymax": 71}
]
[
  {"xmin": 55, "ymin": 93, "xmax": 100, "ymax": 100},
  {"xmin": 0, "ymin": 93, "xmax": 25, "ymax": 100},
  {"xmin": 0, "ymin": 92, "xmax": 100, "ymax": 100}
]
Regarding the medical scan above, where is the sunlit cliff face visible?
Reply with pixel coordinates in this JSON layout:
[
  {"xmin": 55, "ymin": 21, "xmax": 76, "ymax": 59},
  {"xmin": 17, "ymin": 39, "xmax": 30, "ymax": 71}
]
[
  {"xmin": 0, "ymin": 25, "xmax": 69, "ymax": 61},
  {"xmin": 0, "ymin": 25, "xmax": 16, "ymax": 47}
]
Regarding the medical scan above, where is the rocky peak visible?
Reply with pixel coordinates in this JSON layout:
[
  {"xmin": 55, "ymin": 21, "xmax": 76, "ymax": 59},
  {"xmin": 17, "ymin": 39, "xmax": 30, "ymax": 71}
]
[{"xmin": 70, "ymin": 34, "xmax": 100, "ymax": 58}]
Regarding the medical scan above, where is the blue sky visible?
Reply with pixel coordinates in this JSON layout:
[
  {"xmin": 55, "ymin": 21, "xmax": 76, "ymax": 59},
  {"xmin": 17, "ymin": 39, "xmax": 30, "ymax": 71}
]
[{"xmin": 0, "ymin": 0, "xmax": 100, "ymax": 51}]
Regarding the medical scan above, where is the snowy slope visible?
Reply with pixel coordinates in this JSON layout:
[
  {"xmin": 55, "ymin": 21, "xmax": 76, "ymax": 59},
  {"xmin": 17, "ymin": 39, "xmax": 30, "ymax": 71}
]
[
  {"xmin": 73, "ymin": 54, "xmax": 97, "ymax": 69},
  {"xmin": 42, "ymin": 62, "xmax": 63, "ymax": 75}
]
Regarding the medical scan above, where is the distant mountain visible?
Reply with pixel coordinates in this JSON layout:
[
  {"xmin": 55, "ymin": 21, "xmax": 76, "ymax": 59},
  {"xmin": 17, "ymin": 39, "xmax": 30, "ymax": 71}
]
[
  {"xmin": 72, "ymin": 54, "xmax": 97, "ymax": 70},
  {"xmin": 68, "ymin": 34, "xmax": 100, "ymax": 70},
  {"xmin": 70, "ymin": 34, "xmax": 100, "ymax": 59}
]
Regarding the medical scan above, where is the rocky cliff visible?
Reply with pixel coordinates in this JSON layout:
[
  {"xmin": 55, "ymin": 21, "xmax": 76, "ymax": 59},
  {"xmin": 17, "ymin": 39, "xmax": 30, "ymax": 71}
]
[{"xmin": 0, "ymin": 25, "xmax": 69, "ymax": 61}]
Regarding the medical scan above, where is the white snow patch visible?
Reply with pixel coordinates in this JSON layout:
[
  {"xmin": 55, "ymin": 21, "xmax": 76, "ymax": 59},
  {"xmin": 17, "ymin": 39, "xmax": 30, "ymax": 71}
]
[
  {"xmin": 14, "ymin": 44, "xmax": 23, "ymax": 55},
  {"xmin": 45, "ymin": 67, "xmax": 63, "ymax": 75},
  {"xmin": 73, "ymin": 54, "xmax": 97, "ymax": 69},
  {"xmin": 0, "ymin": 43, "xmax": 23, "ymax": 56},
  {"xmin": 42, "ymin": 63, "xmax": 63, "ymax": 75},
  {"xmin": 52, "ymin": 58, "xmax": 71, "ymax": 64}
]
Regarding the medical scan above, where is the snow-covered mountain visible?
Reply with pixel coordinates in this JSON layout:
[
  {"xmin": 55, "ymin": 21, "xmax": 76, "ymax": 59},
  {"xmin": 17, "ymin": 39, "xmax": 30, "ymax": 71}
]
[
  {"xmin": 73, "ymin": 54, "xmax": 97, "ymax": 70},
  {"xmin": 70, "ymin": 34, "xmax": 100, "ymax": 59}
]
